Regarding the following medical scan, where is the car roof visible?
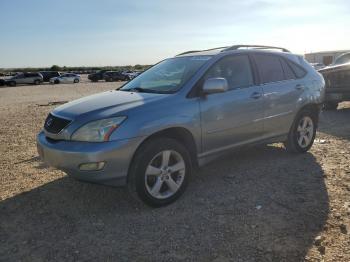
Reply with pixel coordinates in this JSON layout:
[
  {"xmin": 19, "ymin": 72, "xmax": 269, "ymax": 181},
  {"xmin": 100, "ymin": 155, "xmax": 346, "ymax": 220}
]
[
  {"xmin": 176, "ymin": 45, "xmax": 290, "ymax": 57},
  {"xmin": 176, "ymin": 45, "xmax": 301, "ymax": 64}
]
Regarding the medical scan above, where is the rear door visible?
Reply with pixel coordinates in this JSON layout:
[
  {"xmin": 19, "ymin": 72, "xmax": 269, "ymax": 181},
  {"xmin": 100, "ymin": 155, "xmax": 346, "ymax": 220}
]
[
  {"xmin": 199, "ymin": 55, "xmax": 265, "ymax": 154},
  {"xmin": 62, "ymin": 74, "xmax": 72, "ymax": 83},
  {"xmin": 253, "ymin": 53, "xmax": 306, "ymax": 137},
  {"xmin": 19, "ymin": 73, "xmax": 30, "ymax": 84}
]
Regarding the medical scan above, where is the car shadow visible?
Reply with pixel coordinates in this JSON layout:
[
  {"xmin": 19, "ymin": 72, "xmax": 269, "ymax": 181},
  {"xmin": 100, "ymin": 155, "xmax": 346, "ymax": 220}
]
[
  {"xmin": 0, "ymin": 145, "xmax": 328, "ymax": 261},
  {"xmin": 319, "ymin": 106, "xmax": 350, "ymax": 140}
]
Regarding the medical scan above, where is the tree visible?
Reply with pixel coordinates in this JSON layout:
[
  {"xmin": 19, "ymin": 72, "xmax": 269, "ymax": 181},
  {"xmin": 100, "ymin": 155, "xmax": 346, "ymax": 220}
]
[
  {"xmin": 50, "ymin": 65, "xmax": 61, "ymax": 71},
  {"xmin": 134, "ymin": 64, "xmax": 143, "ymax": 70}
]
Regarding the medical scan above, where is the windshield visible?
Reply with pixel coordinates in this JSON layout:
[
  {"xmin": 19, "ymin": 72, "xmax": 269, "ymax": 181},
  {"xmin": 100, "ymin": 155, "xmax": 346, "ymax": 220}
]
[
  {"xmin": 334, "ymin": 53, "xmax": 350, "ymax": 65},
  {"xmin": 120, "ymin": 56, "xmax": 211, "ymax": 93}
]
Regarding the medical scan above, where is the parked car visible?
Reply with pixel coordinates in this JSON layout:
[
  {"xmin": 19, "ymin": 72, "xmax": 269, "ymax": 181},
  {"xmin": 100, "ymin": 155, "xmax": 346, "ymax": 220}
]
[
  {"xmin": 122, "ymin": 70, "xmax": 139, "ymax": 79},
  {"xmin": 50, "ymin": 73, "xmax": 80, "ymax": 84},
  {"xmin": 310, "ymin": 63, "xmax": 325, "ymax": 71},
  {"xmin": 332, "ymin": 52, "xmax": 350, "ymax": 66},
  {"xmin": 319, "ymin": 62, "xmax": 350, "ymax": 110},
  {"xmin": 103, "ymin": 71, "xmax": 130, "ymax": 82},
  {"xmin": 37, "ymin": 45, "xmax": 325, "ymax": 207},
  {"xmin": 6, "ymin": 72, "xmax": 43, "ymax": 86},
  {"xmin": 88, "ymin": 70, "xmax": 109, "ymax": 82},
  {"xmin": 40, "ymin": 71, "xmax": 61, "ymax": 82}
]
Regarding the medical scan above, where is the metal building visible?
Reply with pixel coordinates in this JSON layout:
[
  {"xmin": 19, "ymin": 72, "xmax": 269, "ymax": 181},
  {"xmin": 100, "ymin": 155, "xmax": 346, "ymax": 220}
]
[{"xmin": 305, "ymin": 50, "xmax": 350, "ymax": 66}]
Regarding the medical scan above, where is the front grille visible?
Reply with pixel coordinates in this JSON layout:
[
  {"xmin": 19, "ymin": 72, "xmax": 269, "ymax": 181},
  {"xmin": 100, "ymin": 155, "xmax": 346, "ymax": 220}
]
[{"xmin": 44, "ymin": 113, "xmax": 71, "ymax": 134}]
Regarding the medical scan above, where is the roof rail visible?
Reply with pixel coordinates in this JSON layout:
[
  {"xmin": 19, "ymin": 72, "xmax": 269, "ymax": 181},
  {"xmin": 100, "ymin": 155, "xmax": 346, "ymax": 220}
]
[
  {"xmin": 222, "ymin": 45, "xmax": 290, "ymax": 53},
  {"xmin": 176, "ymin": 46, "xmax": 228, "ymax": 56}
]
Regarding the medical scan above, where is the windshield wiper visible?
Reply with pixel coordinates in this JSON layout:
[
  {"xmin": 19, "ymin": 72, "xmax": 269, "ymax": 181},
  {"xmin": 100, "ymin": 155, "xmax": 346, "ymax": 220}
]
[
  {"xmin": 122, "ymin": 87, "xmax": 161, "ymax": 93},
  {"xmin": 128, "ymin": 87, "xmax": 149, "ymax": 92}
]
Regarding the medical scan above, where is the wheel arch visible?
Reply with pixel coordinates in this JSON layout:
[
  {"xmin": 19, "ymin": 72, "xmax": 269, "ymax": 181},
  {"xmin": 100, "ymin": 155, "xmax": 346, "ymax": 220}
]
[
  {"xmin": 296, "ymin": 103, "xmax": 321, "ymax": 127},
  {"xmin": 127, "ymin": 127, "xmax": 198, "ymax": 183}
]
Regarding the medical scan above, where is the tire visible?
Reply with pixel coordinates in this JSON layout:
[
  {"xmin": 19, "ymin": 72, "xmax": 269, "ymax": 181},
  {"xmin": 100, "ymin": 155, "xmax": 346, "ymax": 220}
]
[
  {"xmin": 34, "ymin": 79, "xmax": 40, "ymax": 85},
  {"xmin": 284, "ymin": 110, "xmax": 317, "ymax": 153},
  {"xmin": 8, "ymin": 81, "xmax": 16, "ymax": 87},
  {"xmin": 128, "ymin": 138, "xmax": 192, "ymax": 207},
  {"xmin": 54, "ymin": 79, "xmax": 60, "ymax": 84},
  {"xmin": 74, "ymin": 78, "xmax": 79, "ymax": 83},
  {"xmin": 323, "ymin": 102, "xmax": 338, "ymax": 110}
]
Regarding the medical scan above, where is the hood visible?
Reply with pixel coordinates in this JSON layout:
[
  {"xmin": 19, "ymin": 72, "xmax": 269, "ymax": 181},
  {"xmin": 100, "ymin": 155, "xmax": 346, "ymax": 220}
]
[
  {"xmin": 319, "ymin": 62, "xmax": 350, "ymax": 74},
  {"xmin": 52, "ymin": 90, "xmax": 168, "ymax": 119}
]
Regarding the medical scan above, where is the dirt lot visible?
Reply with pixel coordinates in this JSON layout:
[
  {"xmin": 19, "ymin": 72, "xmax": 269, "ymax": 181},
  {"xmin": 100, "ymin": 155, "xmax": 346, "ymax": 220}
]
[{"xmin": 0, "ymin": 79, "xmax": 349, "ymax": 261}]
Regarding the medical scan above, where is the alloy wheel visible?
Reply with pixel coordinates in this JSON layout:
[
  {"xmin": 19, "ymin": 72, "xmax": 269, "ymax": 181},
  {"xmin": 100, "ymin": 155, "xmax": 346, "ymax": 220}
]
[
  {"xmin": 144, "ymin": 150, "xmax": 186, "ymax": 199},
  {"xmin": 297, "ymin": 116, "xmax": 314, "ymax": 148}
]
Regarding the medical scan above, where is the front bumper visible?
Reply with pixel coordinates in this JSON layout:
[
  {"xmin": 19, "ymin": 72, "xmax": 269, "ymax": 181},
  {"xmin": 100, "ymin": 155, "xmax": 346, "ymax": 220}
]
[{"xmin": 36, "ymin": 131, "xmax": 143, "ymax": 186}]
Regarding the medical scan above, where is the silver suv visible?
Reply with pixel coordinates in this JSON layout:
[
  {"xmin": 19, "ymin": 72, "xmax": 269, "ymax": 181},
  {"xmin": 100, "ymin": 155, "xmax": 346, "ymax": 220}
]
[
  {"xmin": 6, "ymin": 72, "xmax": 43, "ymax": 86},
  {"xmin": 37, "ymin": 45, "xmax": 325, "ymax": 206}
]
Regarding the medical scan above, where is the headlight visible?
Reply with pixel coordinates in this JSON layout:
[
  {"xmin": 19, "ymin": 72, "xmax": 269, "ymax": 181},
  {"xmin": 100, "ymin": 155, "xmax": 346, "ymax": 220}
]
[{"xmin": 71, "ymin": 116, "xmax": 126, "ymax": 142}]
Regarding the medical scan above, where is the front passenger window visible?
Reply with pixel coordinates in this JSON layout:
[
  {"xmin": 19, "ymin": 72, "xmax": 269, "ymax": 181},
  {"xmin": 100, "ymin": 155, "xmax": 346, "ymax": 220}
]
[{"xmin": 204, "ymin": 55, "xmax": 254, "ymax": 90}]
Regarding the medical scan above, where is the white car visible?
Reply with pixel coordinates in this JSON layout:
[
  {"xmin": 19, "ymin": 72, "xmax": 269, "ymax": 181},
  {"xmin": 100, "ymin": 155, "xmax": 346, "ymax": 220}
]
[{"xmin": 50, "ymin": 73, "xmax": 80, "ymax": 84}]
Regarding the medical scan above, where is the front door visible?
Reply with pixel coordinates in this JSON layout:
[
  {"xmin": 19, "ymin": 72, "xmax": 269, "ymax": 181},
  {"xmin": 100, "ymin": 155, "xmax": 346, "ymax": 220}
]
[{"xmin": 199, "ymin": 55, "xmax": 265, "ymax": 155}]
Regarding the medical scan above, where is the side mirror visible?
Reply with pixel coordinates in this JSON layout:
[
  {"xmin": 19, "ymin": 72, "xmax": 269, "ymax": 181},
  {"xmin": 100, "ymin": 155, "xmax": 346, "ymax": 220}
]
[{"xmin": 202, "ymin": 78, "xmax": 228, "ymax": 95}]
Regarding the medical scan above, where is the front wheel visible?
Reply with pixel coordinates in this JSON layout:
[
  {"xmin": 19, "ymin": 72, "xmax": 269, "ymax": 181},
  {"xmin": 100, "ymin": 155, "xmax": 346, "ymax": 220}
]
[
  {"xmin": 284, "ymin": 110, "xmax": 317, "ymax": 153},
  {"xmin": 74, "ymin": 78, "xmax": 79, "ymax": 83},
  {"xmin": 8, "ymin": 81, "xmax": 16, "ymax": 87},
  {"xmin": 128, "ymin": 138, "xmax": 192, "ymax": 207},
  {"xmin": 34, "ymin": 79, "xmax": 40, "ymax": 85}
]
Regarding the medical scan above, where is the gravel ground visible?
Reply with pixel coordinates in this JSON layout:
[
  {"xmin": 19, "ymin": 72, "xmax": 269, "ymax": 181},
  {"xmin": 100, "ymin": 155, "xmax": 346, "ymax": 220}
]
[{"xmin": 0, "ymin": 79, "xmax": 349, "ymax": 261}]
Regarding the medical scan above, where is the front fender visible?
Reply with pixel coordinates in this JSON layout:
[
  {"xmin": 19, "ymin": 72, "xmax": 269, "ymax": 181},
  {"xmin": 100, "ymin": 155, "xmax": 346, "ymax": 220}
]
[{"xmin": 109, "ymin": 97, "xmax": 202, "ymax": 152}]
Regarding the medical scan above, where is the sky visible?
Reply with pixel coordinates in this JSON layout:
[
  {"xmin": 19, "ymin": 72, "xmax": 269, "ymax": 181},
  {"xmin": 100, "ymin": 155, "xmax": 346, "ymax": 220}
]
[{"xmin": 0, "ymin": 0, "xmax": 349, "ymax": 68}]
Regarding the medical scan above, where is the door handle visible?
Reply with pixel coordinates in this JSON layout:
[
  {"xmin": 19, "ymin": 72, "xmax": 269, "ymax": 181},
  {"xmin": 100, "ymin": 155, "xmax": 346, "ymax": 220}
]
[
  {"xmin": 295, "ymin": 84, "xmax": 304, "ymax": 90},
  {"xmin": 250, "ymin": 92, "xmax": 262, "ymax": 99}
]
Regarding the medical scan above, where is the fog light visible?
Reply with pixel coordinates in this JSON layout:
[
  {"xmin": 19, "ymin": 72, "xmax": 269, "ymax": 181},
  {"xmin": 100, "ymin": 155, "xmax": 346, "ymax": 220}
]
[{"xmin": 79, "ymin": 162, "xmax": 105, "ymax": 171}]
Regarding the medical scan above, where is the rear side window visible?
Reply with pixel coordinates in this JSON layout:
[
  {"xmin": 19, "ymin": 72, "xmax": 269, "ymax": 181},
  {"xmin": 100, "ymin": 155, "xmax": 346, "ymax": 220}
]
[
  {"xmin": 280, "ymin": 58, "xmax": 296, "ymax": 80},
  {"xmin": 204, "ymin": 55, "xmax": 254, "ymax": 90},
  {"xmin": 25, "ymin": 73, "xmax": 36, "ymax": 77},
  {"xmin": 287, "ymin": 60, "xmax": 306, "ymax": 78},
  {"xmin": 254, "ymin": 54, "xmax": 284, "ymax": 84}
]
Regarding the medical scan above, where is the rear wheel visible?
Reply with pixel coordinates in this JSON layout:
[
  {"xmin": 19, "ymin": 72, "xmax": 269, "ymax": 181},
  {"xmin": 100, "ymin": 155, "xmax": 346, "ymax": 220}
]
[
  {"xmin": 128, "ymin": 138, "xmax": 192, "ymax": 207},
  {"xmin": 54, "ymin": 79, "xmax": 60, "ymax": 84},
  {"xmin": 324, "ymin": 102, "xmax": 338, "ymax": 110},
  {"xmin": 74, "ymin": 78, "xmax": 79, "ymax": 83},
  {"xmin": 285, "ymin": 110, "xmax": 317, "ymax": 153},
  {"xmin": 34, "ymin": 79, "xmax": 40, "ymax": 85}
]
